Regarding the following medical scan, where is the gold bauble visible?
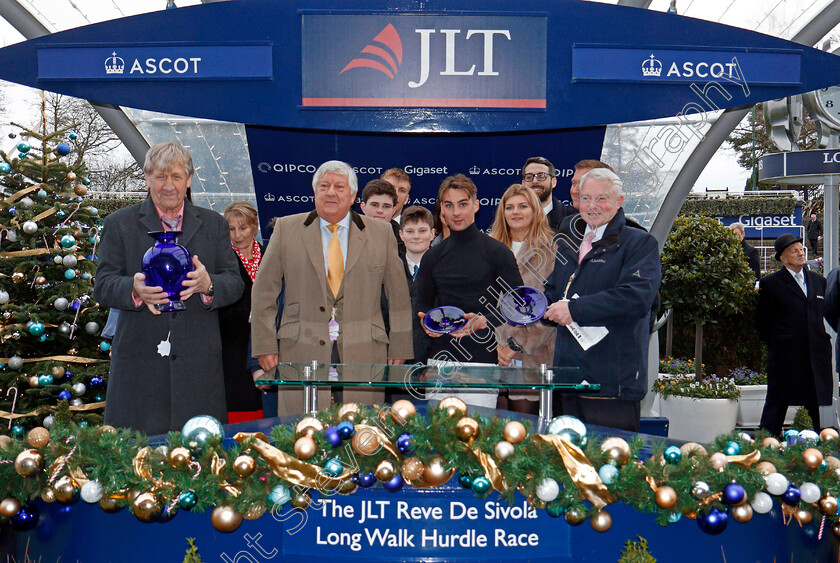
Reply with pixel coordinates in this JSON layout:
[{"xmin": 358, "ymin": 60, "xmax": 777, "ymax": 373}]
[
  {"xmin": 294, "ymin": 436, "xmax": 317, "ymax": 460},
  {"xmin": 74, "ymin": 184, "xmax": 87, "ymax": 197},
  {"xmin": 338, "ymin": 403, "xmax": 360, "ymax": 422},
  {"xmin": 802, "ymin": 448, "xmax": 824, "ymax": 469},
  {"xmin": 291, "ymin": 491, "xmax": 312, "ymax": 509},
  {"xmin": 761, "ymin": 437, "xmax": 781, "ymax": 449},
  {"xmin": 243, "ymin": 501, "xmax": 267, "ymax": 520},
  {"xmin": 731, "ymin": 504, "xmax": 753, "ymax": 523},
  {"xmin": 654, "ymin": 486, "xmax": 677, "ymax": 509},
  {"xmin": 233, "ymin": 455, "xmax": 257, "ymax": 478},
  {"xmin": 422, "ymin": 454, "xmax": 451, "ymax": 487},
  {"xmin": 820, "ymin": 496, "xmax": 839, "ymax": 516},
  {"xmin": 679, "ymin": 442, "xmax": 708, "ymax": 458},
  {"xmin": 564, "ymin": 506, "xmax": 586, "ymax": 526},
  {"xmin": 34, "ymin": 275, "xmax": 46, "ymax": 285},
  {"xmin": 51, "ymin": 366, "xmax": 64, "ymax": 378},
  {"xmin": 211, "ymin": 505, "xmax": 243, "ymax": 533},
  {"xmin": 54, "ymin": 475, "xmax": 79, "ymax": 504},
  {"xmin": 755, "ymin": 461, "xmax": 777, "ymax": 476},
  {"xmin": 66, "ymin": 171, "xmax": 77, "ymax": 181},
  {"xmin": 0, "ymin": 435, "xmax": 11, "ymax": 449},
  {"xmin": 590, "ymin": 509, "xmax": 612, "ymax": 532},
  {"xmin": 401, "ymin": 457, "xmax": 425, "ymax": 481},
  {"xmin": 820, "ymin": 428, "xmax": 840, "ymax": 442},
  {"xmin": 100, "ymin": 425, "xmax": 117, "ymax": 434},
  {"xmin": 455, "ymin": 417, "xmax": 480, "ymax": 442},
  {"xmin": 40, "ymin": 488, "xmax": 56, "ymax": 504},
  {"xmin": 126, "ymin": 489, "xmax": 140, "ymax": 505},
  {"xmin": 375, "ymin": 460, "xmax": 396, "ymax": 481},
  {"xmin": 11, "ymin": 272, "xmax": 24, "ymax": 283},
  {"xmin": 390, "ymin": 400, "xmax": 417, "ymax": 424},
  {"xmin": 295, "ymin": 416, "xmax": 324, "ymax": 438},
  {"xmin": 27, "ymin": 427, "xmax": 50, "ymax": 448},
  {"xmin": 600, "ymin": 437, "xmax": 631, "ymax": 466},
  {"xmin": 132, "ymin": 492, "xmax": 161, "ymax": 522},
  {"xmin": 29, "ymin": 376, "xmax": 41, "ymax": 388},
  {"xmin": 352, "ymin": 427, "xmax": 381, "ymax": 456},
  {"xmin": 826, "ymin": 456, "xmax": 840, "ymax": 471},
  {"xmin": 14, "ymin": 449, "xmax": 44, "ymax": 477},
  {"xmin": 503, "ymin": 421, "xmax": 527, "ymax": 444},
  {"xmin": 169, "ymin": 446, "xmax": 191, "ymax": 468},
  {"xmin": 495, "ymin": 440, "xmax": 515, "ymax": 461},
  {"xmin": 794, "ymin": 508, "xmax": 813, "ymax": 525},
  {"xmin": 709, "ymin": 452, "xmax": 728, "ymax": 471},
  {"xmin": 0, "ymin": 498, "xmax": 21, "ymax": 518},
  {"xmin": 437, "ymin": 396, "xmax": 468, "ymax": 417},
  {"xmin": 98, "ymin": 496, "xmax": 122, "ymax": 513}
]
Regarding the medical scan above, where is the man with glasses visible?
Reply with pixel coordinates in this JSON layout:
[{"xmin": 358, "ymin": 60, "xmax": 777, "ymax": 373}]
[{"xmin": 521, "ymin": 156, "xmax": 575, "ymax": 232}]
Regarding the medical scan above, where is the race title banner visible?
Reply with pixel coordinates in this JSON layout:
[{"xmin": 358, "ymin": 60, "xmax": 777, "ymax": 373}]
[
  {"xmin": 37, "ymin": 43, "xmax": 273, "ymax": 81},
  {"xmin": 301, "ymin": 14, "xmax": 546, "ymax": 108}
]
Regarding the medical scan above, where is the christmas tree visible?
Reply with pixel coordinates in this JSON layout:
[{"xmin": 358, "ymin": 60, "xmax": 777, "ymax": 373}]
[{"xmin": 0, "ymin": 118, "xmax": 109, "ymax": 437}]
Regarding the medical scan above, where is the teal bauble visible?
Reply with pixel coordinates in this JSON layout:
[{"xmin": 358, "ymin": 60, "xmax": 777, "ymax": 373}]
[
  {"xmin": 60, "ymin": 234, "xmax": 76, "ymax": 248},
  {"xmin": 471, "ymin": 476, "xmax": 491, "ymax": 494},
  {"xmin": 28, "ymin": 322, "xmax": 45, "ymax": 336},
  {"xmin": 181, "ymin": 415, "xmax": 224, "ymax": 452},
  {"xmin": 269, "ymin": 484, "xmax": 291, "ymax": 507},
  {"xmin": 10, "ymin": 424, "xmax": 25, "ymax": 438},
  {"xmin": 178, "ymin": 490, "xmax": 197, "ymax": 510},
  {"xmin": 94, "ymin": 393, "xmax": 105, "ymax": 402},
  {"xmin": 459, "ymin": 473, "xmax": 473, "ymax": 489},
  {"xmin": 723, "ymin": 441, "xmax": 740, "ymax": 456},
  {"xmin": 38, "ymin": 374, "xmax": 53, "ymax": 387},
  {"xmin": 36, "ymin": 189, "xmax": 47, "ymax": 199},
  {"xmin": 598, "ymin": 464, "xmax": 619, "ymax": 485},
  {"xmin": 546, "ymin": 502, "xmax": 565, "ymax": 518},
  {"xmin": 82, "ymin": 177, "xmax": 91, "ymax": 186},
  {"xmin": 68, "ymin": 132, "xmax": 77, "ymax": 140},
  {"xmin": 16, "ymin": 142, "xmax": 30, "ymax": 153},
  {"xmin": 56, "ymin": 210, "xmax": 66, "ymax": 219},
  {"xmin": 81, "ymin": 272, "xmax": 92, "ymax": 281},
  {"xmin": 99, "ymin": 341, "xmax": 111, "ymax": 352},
  {"xmin": 664, "ymin": 445, "xmax": 682, "ymax": 464},
  {"xmin": 323, "ymin": 458, "xmax": 343, "ymax": 477},
  {"xmin": 88, "ymin": 207, "xmax": 99, "ymax": 216},
  {"xmin": 0, "ymin": 162, "xmax": 11, "ymax": 174},
  {"xmin": 64, "ymin": 269, "xmax": 76, "ymax": 280}
]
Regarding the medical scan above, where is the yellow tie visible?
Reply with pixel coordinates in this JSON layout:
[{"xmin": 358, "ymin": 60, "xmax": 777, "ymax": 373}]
[{"xmin": 327, "ymin": 224, "xmax": 344, "ymax": 297}]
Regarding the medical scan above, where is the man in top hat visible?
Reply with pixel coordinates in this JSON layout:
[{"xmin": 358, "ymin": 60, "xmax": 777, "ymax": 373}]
[{"xmin": 755, "ymin": 233, "xmax": 833, "ymax": 436}]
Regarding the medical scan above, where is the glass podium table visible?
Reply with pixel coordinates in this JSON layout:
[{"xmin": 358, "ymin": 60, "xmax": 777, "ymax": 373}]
[{"xmin": 256, "ymin": 362, "xmax": 597, "ymax": 424}]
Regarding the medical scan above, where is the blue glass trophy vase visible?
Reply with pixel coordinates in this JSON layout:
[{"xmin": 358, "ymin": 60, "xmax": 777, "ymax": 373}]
[{"xmin": 141, "ymin": 231, "xmax": 193, "ymax": 312}]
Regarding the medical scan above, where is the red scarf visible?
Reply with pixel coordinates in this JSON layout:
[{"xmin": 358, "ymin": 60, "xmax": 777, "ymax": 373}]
[{"xmin": 232, "ymin": 239, "xmax": 261, "ymax": 281}]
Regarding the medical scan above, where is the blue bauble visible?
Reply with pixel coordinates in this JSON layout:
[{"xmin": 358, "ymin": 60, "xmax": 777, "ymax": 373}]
[
  {"xmin": 56, "ymin": 210, "xmax": 66, "ymax": 219},
  {"xmin": 89, "ymin": 376, "xmax": 104, "ymax": 389},
  {"xmin": 99, "ymin": 341, "xmax": 111, "ymax": 352},
  {"xmin": 38, "ymin": 374, "xmax": 53, "ymax": 387},
  {"xmin": 16, "ymin": 141, "xmax": 30, "ymax": 153},
  {"xmin": 784, "ymin": 429, "xmax": 800, "ymax": 445},
  {"xmin": 7, "ymin": 206, "xmax": 15, "ymax": 215},
  {"xmin": 396, "ymin": 433, "xmax": 414, "ymax": 454},
  {"xmin": 546, "ymin": 502, "xmax": 565, "ymax": 518},
  {"xmin": 697, "ymin": 507, "xmax": 728, "ymax": 535},
  {"xmin": 58, "ymin": 390, "xmax": 72, "ymax": 400},
  {"xmin": 357, "ymin": 472, "xmax": 376, "ymax": 488},
  {"xmin": 471, "ymin": 476, "xmax": 491, "ymax": 494},
  {"xmin": 663, "ymin": 446, "xmax": 682, "ymax": 464},
  {"xmin": 64, "ymin": 369, "xmax": 72, "ymax": 379},
  {"xmin": 723, "ymin": 483, "xmax": 746, "ymax": 506},
  {"xmin": 68, "ymin": 132, "xmax": 77, "ymax": 140},
  {"xmin": 783, "ymin": 485, "xmax": 801, "ymax": 506},
  {"xmin": 383, "ymin": 474, "xmax": 404, "ymax": 492},
  {"xmin": 10, "ymin": 503, "xmax": 39, "ymax": 531},
  {"xmin": 69, "ymin": 299, "xmax": 80, "ymax": 311},
  {"xmin": 336, "ymin": 421, "xmax": 355, "ymax": 440},
  {"xmin": 178, "ymin": 490, "xmax": 197, "ymax": 510},
  {"xmin": 724, "ymin": 441, "xmax": 741, "ymax": 456},
  {"xmin": 0, "ymin": 162, "xmax": 11, "ymax": 174},
  {"xmin": 60, "ymin": 234, "xmax": 76, "ymax": 248},
  {"xmin": 156, "ymin": 504, "xmax": 177, "ymax": 523},
  {"xmin": 324, "ymin": 426, "xmax": 342, "ymax": 447},
  {"xmin": 55, "ymin": 143, "xmax": 71, "ymax": 156},
  {"xmin": 598, "ymin": 464, "xmax": 619, "ymax": 485},
  {"xmin": 268, "ymin": 485, "xmax": 290, "ymax": 506},
  {"xmin": 181, "ymin": 415, "xmax": 225, "ymax": 452},
  {"xmin": 64, "ymin": 269, "xmax": 76, "ymax": 280},
  {"xmin": 10, "ymin": 424, "xmax": 25, "ymax": 438},
  {"xmin": 459, "ymin": 473, "xmax": 473, "ymax": 489},
  {"xmin": 28, "ymin": 322, "xmax": 45, "ymax": 336},
  {"xmin": 323, "ymin": 458, "xmax": 343, "ymax": 477}
]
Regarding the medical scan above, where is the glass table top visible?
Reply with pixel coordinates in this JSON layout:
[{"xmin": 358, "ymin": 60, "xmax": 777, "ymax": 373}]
[{"xmin": 255, "ymin": 363, "xmax": 597, "ymax": 392}]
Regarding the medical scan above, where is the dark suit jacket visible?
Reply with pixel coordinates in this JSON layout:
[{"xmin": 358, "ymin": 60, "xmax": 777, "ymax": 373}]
[
  {"xmin": 756, "ymin": 268, "xmax": 833, "ymax": 406},
  {"xmin": 546, "ymin": 197, "xmax": 576, "ymax": 232},
  {"xmin": 741, "ymin": 240, "xmax": 761, "ymax": 280},
  {"xmin": 94, "ymin": 198, "xmax": 244, "ymax": 434}
]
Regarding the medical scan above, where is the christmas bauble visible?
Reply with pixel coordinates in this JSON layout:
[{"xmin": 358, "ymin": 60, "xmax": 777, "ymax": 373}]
[
  {"xmin": 29, "ymin": 376, "xmax": 41, "ymax": 388},
  {"xmin": 178, "ymin": 490, "xmax": 198, "ymax": 510},
  {"xmin": 437, "ymin": 396, "xmax": 468, "ymax": 417},
  {"xmin": 821, "ymin": 428, "xmax": 840, "ymax": 442},
  {"xmin": 598, "ymin": 464, "xmax": 619, "ymax": 485},
  {"xmin": 60, "ymin": 234, "xmax": 76, "ymax": 248},
  {"xmin": 82, "ymin": 176, "xmax": 91, "ymax": 185},
  {"xmin": 546, "ymin": 503, "xmax": 565, "ymax": 518},
  {"xmin": 383, "ymin": 475, "xmax": 405, "ymax": 492},
  {"xmin": 132, "ymin": 492, "xmax": 162, "ymax": 523},
  {"xmin": 536, "ymin": 478, "xmax": 560, "ymax": 502},
  {"xmin": 27, "ymin": 427, "xmax": 50, "ymax": 448},
  {"xmin": 27, "ymin": 322, "xmax": 44, "ymax": 336},
  {"xmin": 99, "ymin": 341, "xmax": 110, "ymax": 352},
  {"xmin": 19, "ymin": 197, "xmax": 33, "ymax": 209},
  {"xmin": 268, "ymin": 484, "xmax": 290, "ymax": 507},
  {"xmin": 764, "ymin": 472, "xmax": 789, "ymax": 495},
  {"xmin": 295, "ymin": 416, "xmax": 324, "ymax": 437},
  {"xmin": 0, "ymin": 498, "xmax": 21, "ymax": 518},
  {"xmin": 762, "ymin": 436, "xmax": 781, "ymax": 449},
  {"xmin": 322, "ymin": 457, "xmax": 343, "ymax": 477},
  {"xmin": 34, "ymin": 275, "xmax": 46, "ymax": 285},
  {"xmin": 10, "ymin": 425, "xmax": 24, "ymax": 439},
  {"xmin": 783, "ymin": 485, "xmax": 801, "ymax": 506},
  {"xmin": 471, "ymin": 476, "xmax": 490, "ymax": 494},
  {"xmin": 56, "ymin": 209, "xmax": 65, "ymax": 219},
  {"xmin": 0, "ymin": 290, "xmax": 8, "ymax": 304},
  {"xmin": 723, "ymin": 441, "xmax": 741, "ymax": 456},
  {"xmin": 691, "ymin": 481, "xmax": 711, "ymax": 500},
  {"xmin": 547, "ymin": 415, "xmax": 587, "ymax": 441},
  {"xmin": 390, "ymin": 399, "xmax": 417, "ymax": 423},
  {"xmin": 8, "ymin": 355, "xmax": 23, "ymax": 370},
  {"xmin": 41, "ymin": 488, "xmax": 57, "ymax": 504},
  {"xmin": 803, "ymin": 448, "xmax": 824, "ymax": 469},
  {"xmin": 22, "ymin": 220, "xmax": 37, "ymax": 234},
  {"xmin": 56, "ymin": 143, "xmax": 72, "ymax": 156},
  {"xmin": 723, "ymin": 482, "xmax": 746, "ymax": 506},
  {"xmin": 654, "ymin": 486, "xmax": 677, "ymax": 509},
  {"xmin": 336, "ymin": 421, "xmax": 355, "ymax": 440},
  {"xmin": 16, "ymin": 141, "xmax": 29, "ymax": 153},
  {"xmin": 37, "ymin": 374, "xmax": 53, "ymax": 387},
  {"xmin": 58, "ymin": 322, "xmax": 71, "ymax": 335},
  {"xmin": 89, "ymin": 376, "xmax": 104, "ymax": 389},
  {"xmin": 503, "ymin": 421, "xmax": 527, "ymax": 444},
  {"xmin": 11, "ymin": 272, "xmax": 24, "ymax": 284},
  {"xmin": 375, "ymin": 460, "xmax": 396, "ymax": 481},
  {"xmin": 54, "ymin": 297, "xmax": 69, "ymax": 311},
  {"xmin": 455, "ymin": 417, "xmax": 480, "ymax": 442},
  {"xmin": 14, "ymin": 449, "xmax": 44, "ymax": 477},
  {"xmin": 10, "ymin": 503, "xmax": 39, "ymax": 531},
  {"xmin": 697, "ymin": 507, "xmax": 728, "ymax": 535},
  {"xmin": 709, "ymin": 452, "xmax": 728, "ymax": 471},
  {"xmin": 62, "ymin": 254, "xmax": 77, "ymax": 268},
  {"xmin": 80, "ymin": 480, "xmax": 104, "ymax": 503},
  {"xmin": 293, "ymin": 436, "xmax": 317, "ymax": 460},
  {"xmin": 233, "ymin": 455, "xmax": 257, "ymax": 478},
  {"xmin": 72, "ymin": 382, "xmax": 86, "ymax": 396},
  {"xmin": 356, "ymin": 472, "xmax": 376, "ymax": 488},
  {"xmin": 64, "ymin": 269, "xmax": 76, "ymax": 280},
  {"xmin": 663, "ymin": 445, "xmax": 682, "ymax": 464},
  {"xmin": 495, "ymin": 440, "xmax": 515, "ymax": 461},
  {"xmin": 590, "ymin": 509, "xmax": 612, "ymax": 532},
  {"xmin": 36, "ymin": 189, "xmax": 47, "ymax": 199},
  {"xmin": 755, "ymin": 461, "xmax": 776, "ymax": 475},
  {"xmin": 0, "ymin": 162, "xmax": 11, "ymax": 174},
  {"xmin": 68, "ymin": 132, "xmax": 77, "ymax": 140},
  {"xmin": 401, "ymin": 457, "xmax": 424, "ymax": 481},
  {"xmin": 88, "ymin": 206, "xmax": 99, "ymax": 216},
  {"xmin": 243, "ymin": 501, "xmax": 267, "ymax": 521},
  {"xmin": 181, "ymin": 415, "xmax": 224, "ymax": 452},
  {"xmin": 800, "ymin": 482, "xmax": 821, "ymax": 504},
  {"xmin": 338, "ymin": 402, "xmax": 360, "ymax": 422},
  {"xmin": 352, "ymin": 427, "xmax": 380, "ymax": 456},
  {"xmin": 799, "ymin": 430, "xmax": 820, "ymax": 443},
  {"xmin": 97, "ymin": 495, "xmax": 121, "ymax": 513},
  {"xmin": 795, "ymin": 508, "xmax": 813, "ymax": 525},
  {"xmin": 42, "ymin": 415, "xmax": 55, "ymax": 429},
  {"xmin": 324, "ymin": 426, "xmax": 342, "ymax": 447},
  {"xmin": 564, "ymin": 506, "xmax": 586, "ymax": 526},
  {"xmin": 54, "ymin": 475, "xmax": 80, "ymax": 504},
  {"xmin": 396, "ymin": 433, "xmax": 414, "ymax": 454},
  {"xmin": 731, "ymin": 503, "xmax": 753, "ymax": 523},
  {"xmin": 820, "ymin": 495, "xmax": 839, "ymax": 516},
  {"xmin": 74, "ymin": 184, "xmax": 87, "ymax": 197},
  {"xmin": 422, "ymin": 455, "xmax": 450, "ymax": 486},
  {"xmin": 290, "ymin": 491, "xmax": 312, "ymax": 509}
]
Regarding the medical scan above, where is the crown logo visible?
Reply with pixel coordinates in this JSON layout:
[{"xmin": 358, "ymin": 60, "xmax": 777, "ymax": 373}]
[
  {"xmin": 469, "ymin": 166, "xmax": 480, "ymax": 175},
  {"xmin": 104, "ymin": 52, "xmax": 125, "ymax": 75},
  {"xmin": 263, "ymin": 193, "xmax": 276, "ymax": 202},
  {"xmin": 642, "ymin": 54, "xmax": 662, "ymax": 77}
]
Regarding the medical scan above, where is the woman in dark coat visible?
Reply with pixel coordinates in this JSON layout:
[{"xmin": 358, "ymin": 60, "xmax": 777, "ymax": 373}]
[{"xmin": 220, "ymin": 201, "xmax": 264, "ymax": 419}]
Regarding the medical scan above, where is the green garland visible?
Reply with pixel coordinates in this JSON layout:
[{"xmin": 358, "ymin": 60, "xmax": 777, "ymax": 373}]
[
  {"xmin": 680, "ymin": 197, "xmax": 799, "ymax": 217},
  {"xmin": 1, "ymin": 401, "xmax": 839, "ymax": 535}
]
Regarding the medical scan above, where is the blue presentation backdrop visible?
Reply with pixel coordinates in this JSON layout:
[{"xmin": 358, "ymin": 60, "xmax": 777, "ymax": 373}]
[{"xmin": 246, "ymin": 127, "xmax": 606, "ymax": 232}]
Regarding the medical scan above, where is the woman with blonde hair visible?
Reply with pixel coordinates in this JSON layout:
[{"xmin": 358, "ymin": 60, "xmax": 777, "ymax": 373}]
[{"xmin": 491, "ymin": 184, "xmax": 557, "ymax": 414}]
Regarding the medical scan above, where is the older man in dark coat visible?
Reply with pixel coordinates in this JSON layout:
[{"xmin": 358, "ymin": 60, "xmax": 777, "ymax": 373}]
[
  {"xmin": 756, "ymin": 233, "xmax": 832, "ymax": 436},
  {"xmin": 94, "ymin": 143, "xmax": 243, "ymax": 435}
]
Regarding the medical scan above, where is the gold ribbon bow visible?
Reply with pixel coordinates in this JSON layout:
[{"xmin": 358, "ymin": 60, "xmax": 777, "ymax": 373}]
[
  {"xmin": 473, "ymin": 447, "xmax": 507, "ymax": 493},
  {"xmin": 535, "ymin": 434, "xmax": 615, "ymax": 508},
  {"xmin": 211, "ymin": 451, "xmax": 242, "ymax": 497},
  {"xmin": 726, "ymin": 450, "xmax": 761, "ymax": 468}
]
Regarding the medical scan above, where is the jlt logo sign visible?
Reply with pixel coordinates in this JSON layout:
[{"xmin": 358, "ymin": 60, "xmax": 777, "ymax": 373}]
[{"xmin": 302, "ymin": 15, "xmax": 545, "ymax": 108}]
